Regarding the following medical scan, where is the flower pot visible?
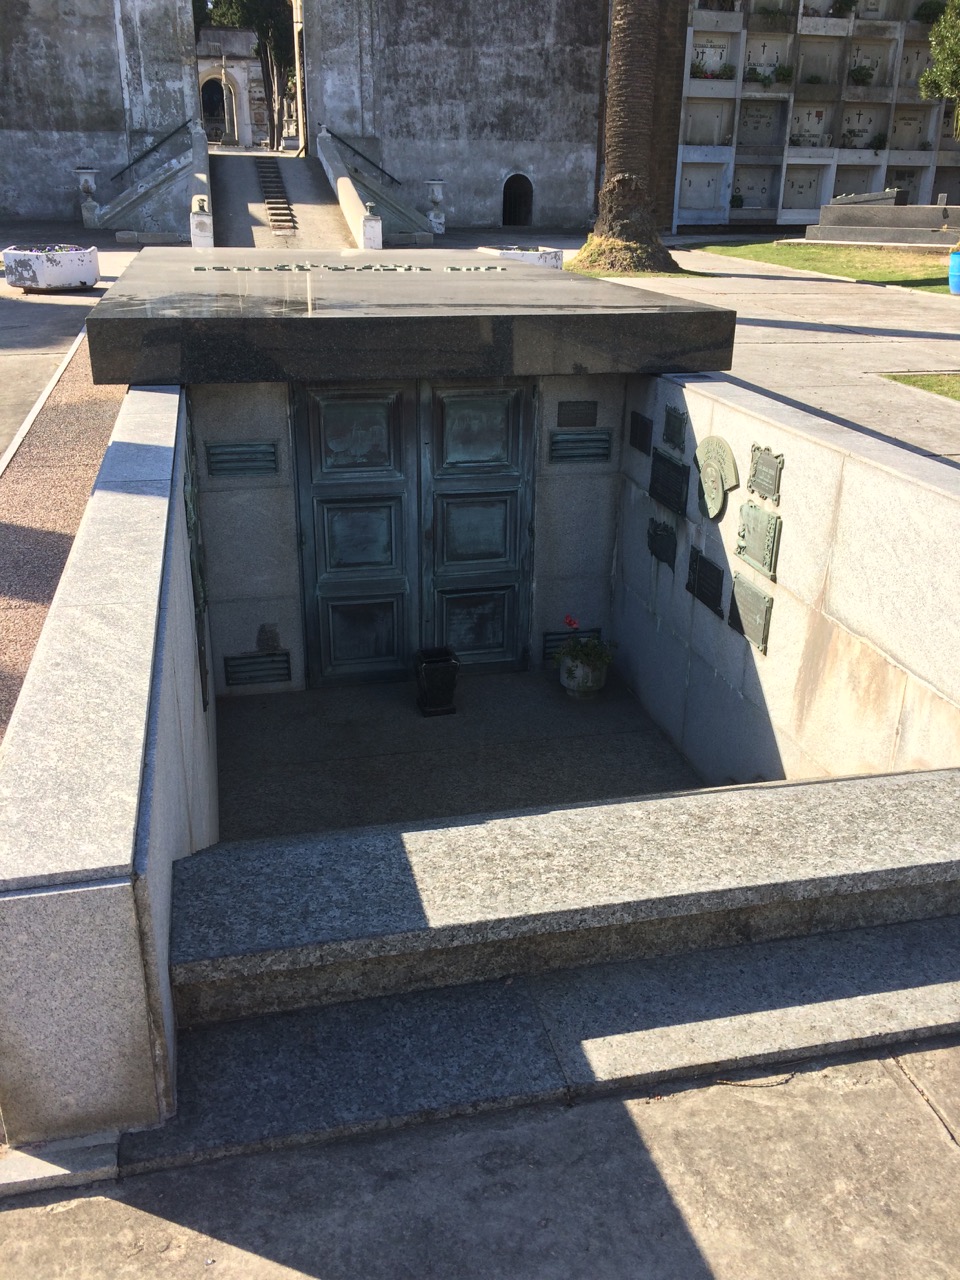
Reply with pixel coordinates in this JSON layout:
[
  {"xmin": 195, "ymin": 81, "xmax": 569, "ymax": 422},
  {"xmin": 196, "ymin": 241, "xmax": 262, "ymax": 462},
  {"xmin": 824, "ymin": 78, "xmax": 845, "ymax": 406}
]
[
  {"xmin": 559, "ymin": 657, "xmax": 608, "ymax": 698},
  {"xmin": 949, "ymin": 251, "xmax": 960, "ymax": 297},
  {"xmin": 2, "ymin": 244, "xmax": 99, "ymax": 293},
  {"xmin": 415, "ymin": 647, "xmax": 460, "ymax": 716}
]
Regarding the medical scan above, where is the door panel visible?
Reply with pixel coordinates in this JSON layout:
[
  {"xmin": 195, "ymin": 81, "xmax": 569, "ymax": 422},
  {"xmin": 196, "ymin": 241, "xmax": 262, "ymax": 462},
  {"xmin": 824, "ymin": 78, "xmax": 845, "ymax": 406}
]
[
  {"xmin": 297, "ymin": 380, "xmax": 533, "ymax": 683},
  {"xmin": 422, "ymin": 383, "xmax": 533, "ymax": 670}
]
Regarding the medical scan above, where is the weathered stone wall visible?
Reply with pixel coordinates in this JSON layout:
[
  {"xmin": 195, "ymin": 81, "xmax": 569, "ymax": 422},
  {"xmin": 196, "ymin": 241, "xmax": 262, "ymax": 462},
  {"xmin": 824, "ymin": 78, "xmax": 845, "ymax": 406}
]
[
  {"xmin": 304, "ymin": 0, "xmax": 608, "ymax": 228},
  {"xmin": 0, "ymin": 0, "xmax": 200, "ymax": 223}
]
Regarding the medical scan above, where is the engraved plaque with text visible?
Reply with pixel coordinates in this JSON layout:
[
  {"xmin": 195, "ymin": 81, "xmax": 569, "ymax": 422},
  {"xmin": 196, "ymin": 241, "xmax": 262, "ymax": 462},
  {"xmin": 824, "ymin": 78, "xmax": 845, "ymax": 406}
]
[
  {"xmin": 663, "ymin": 405, "xmax": 687, "ymax": 453},
  {"xmin": 736, "ymin": 502, "xmax": 782, "ymax": 581},
  {"xmin": 728, "ymin": 574, "xmax": 773, "ymax": 654},
  {"xmin": 747, "ymin": 444, "xmax": 784, "ymax": 505},
  {"xmin": 649, "ymin": 449, "xmax": 690, "ymax": 517},
  {"xmin": 647, "ymin": 519, "xmax": 677, "ymax": 570}
]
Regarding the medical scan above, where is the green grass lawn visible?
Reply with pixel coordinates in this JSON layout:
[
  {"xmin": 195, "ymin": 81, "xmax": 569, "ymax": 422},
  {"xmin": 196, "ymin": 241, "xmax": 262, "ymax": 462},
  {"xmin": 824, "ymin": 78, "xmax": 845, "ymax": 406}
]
[
  {"xmin": 695, "ymin": 240, "xmax": 953, "ymax": 293},
  {"xmin": 883, "ymin": 373, "xmax": 960, "ymax": 402}
]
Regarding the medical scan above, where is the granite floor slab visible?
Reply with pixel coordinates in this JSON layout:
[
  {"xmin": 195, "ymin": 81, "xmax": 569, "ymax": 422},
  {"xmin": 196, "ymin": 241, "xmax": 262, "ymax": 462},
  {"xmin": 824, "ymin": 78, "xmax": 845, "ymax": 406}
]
[
  {"xmin": 119, "ymin": 979, "xmax": 568, "ymax": 1173},
  {"xmin": 128, "ymin": 917, "xmax": 960, "ymax": 1175},
  {"xmin": 215, "ymin": 672, "xmax": 701, "ymax": 839}
]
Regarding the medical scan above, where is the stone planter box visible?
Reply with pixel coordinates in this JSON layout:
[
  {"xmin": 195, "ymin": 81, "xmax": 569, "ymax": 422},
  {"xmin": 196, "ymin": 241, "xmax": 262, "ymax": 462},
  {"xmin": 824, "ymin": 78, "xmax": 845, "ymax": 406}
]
[
  {"xmin": 477, "ymin": 245, "xmax": 563, "ymax": 269},
  {"xmin": 2, "ymin": 244, "xmax": 99, "ymax": 293}
]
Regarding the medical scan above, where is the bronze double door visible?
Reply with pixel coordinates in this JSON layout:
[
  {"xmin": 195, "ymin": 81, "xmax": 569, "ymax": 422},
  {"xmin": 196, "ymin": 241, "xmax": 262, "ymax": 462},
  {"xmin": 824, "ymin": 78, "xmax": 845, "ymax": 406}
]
[{"xmin": 295, "ymin": 380, "xmax": 535, "ymax": 683}]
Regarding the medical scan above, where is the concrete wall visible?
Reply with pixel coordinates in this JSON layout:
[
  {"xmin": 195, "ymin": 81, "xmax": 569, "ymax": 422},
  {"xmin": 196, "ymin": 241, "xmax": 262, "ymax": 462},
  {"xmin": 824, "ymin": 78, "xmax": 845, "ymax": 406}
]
[
  {"xmin": 0, "ymin": 0, "xmax": 201, "ymax": 224},
  {"xmin": 0, "ymin": 387, "xmax": 217, "ymax": 1144},
  {"xmin": 304, "ymin": 0, "xmax": 607, "ymax": 228},
  {"xmin": 190, "ymin": 384, "xmax": 306, "ymax": 698},
  {"xmin": 613, "ymin": 373, "xmax": 960, "ymax": 784}
]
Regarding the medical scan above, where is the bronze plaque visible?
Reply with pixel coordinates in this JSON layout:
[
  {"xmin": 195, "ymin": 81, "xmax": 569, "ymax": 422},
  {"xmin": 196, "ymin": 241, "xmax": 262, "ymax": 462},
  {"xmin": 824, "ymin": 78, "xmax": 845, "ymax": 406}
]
[
  {"xmin": 663, "ymin": 405, "xmax": 687, "ymax": 453},
  {"xmin": 728, "ymin": 574, "xmax": 773, "ymax": 654},
  {"xmin": 694, "ymin": 435, "xmax": 739, "ymax": 519},
  {"xmin": 736, "ymin": 502, "xmax": 782, "ymax": 581},
  {"xmin": 747, "ymin": 444, "xmax": 784, "ymax": 505}
]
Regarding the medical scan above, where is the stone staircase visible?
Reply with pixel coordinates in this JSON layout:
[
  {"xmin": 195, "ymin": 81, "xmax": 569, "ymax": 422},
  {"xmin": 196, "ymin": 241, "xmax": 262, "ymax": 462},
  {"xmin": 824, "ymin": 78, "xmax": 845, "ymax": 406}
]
[{"xmin": 120, "ymin": 770, "xmax": 960, "ymax": 1173}]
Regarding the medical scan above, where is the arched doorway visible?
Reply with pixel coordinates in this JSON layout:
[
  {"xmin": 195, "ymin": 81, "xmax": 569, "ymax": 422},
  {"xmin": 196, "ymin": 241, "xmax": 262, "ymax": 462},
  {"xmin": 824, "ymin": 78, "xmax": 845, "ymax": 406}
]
[
  {"xmin": 502, "ymin": 174, "xmax": 533, "ymax": 227},
  {"xmin": 201, "ymin": 78, "xmax": 236, "ymax": 143}
]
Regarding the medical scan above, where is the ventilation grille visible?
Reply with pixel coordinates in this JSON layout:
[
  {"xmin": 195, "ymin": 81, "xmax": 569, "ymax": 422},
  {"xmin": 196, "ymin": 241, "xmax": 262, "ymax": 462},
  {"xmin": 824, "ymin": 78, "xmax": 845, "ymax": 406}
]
[
  {"xmin": 630, "ymin": 411, "xmax": 653, "ymax": 456},
  {"xmin": 224, "ymin": 651, "xmax": 292, "ymax": 686},
  {"xmin": 542, "ymin": 628, "xmax": 601, "ymax": 661},
  {"xmin": 549, "ymin": 431, "xmax": 612, "ymax": 463},
  {"xmin": 686, "ymin": 547, "xmax": 724, "ymax": 617},
  {"xmin": 206, "ymin": 441, "xmax": 278, "ymax": 477},
  {"xmin": 647, "ymin": 519, "xmax": 677, "ymax": 570},
  {"xmin": 649, "ymin": 449, "xmax": 690, "ymax": 516},
  {"xmin": 557, "ymin": 401, "xmax": 598, "ymax": 429}
]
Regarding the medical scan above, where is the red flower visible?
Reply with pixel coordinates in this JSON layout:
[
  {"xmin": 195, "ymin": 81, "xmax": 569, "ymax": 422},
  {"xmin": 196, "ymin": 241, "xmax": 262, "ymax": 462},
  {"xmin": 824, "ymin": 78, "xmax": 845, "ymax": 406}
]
[{"xmin": 564, "ymin": 614, "xmax": 579, "ymax": 629}]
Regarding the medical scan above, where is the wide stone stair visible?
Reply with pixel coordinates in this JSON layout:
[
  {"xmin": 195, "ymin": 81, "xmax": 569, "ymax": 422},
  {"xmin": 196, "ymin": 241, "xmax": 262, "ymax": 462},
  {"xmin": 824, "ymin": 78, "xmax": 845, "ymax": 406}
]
[{"xmin": 119, "ymin": 770, "xmax": 960, "ymax": 1172}]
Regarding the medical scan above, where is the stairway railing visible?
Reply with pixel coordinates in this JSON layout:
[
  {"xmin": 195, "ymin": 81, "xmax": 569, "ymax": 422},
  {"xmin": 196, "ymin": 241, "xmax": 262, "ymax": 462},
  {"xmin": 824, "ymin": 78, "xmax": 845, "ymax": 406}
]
[{"xmin": 322, "ymin": 125, "xmax": 401, "ymax": 186}]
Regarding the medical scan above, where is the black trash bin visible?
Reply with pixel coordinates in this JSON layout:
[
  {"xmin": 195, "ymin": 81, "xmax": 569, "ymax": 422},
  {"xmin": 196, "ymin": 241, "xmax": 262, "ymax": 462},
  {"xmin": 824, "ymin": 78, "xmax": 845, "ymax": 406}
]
[{"xmin": 414, "ymin": 647, "xmax": 461, "ymax": 717}]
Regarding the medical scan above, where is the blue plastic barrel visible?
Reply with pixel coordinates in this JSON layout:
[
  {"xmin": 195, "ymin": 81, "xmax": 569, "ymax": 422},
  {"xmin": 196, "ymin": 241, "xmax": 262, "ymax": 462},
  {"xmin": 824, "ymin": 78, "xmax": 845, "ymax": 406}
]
[{"xmin": 950, "ymin": 251, "xmax": 960, "ymax": 297}]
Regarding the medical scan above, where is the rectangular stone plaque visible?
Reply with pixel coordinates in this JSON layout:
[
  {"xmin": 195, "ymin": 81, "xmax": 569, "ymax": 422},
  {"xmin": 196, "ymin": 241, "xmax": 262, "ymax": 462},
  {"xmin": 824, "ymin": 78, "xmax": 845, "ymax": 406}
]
[
  {"xmin": 647, "ymin": 518, "xmax": 677, "ymax": 570},
  {"xmin": 736, "ymin": 501, "xmax": 782, "ymax": 581},
  {"xmin": 728, "ymin": 573, "xmax": 773, "ymax": 654},
  {"xmin": 630, "ymin": 411, "xmax": 653, "ymax": 456},
  {"xmin": 686, "ymin": 546, "xmax": 724, "ymax": 616},
  {"xmin": 747, "ymin": 444, "xmax": 784, "ymax": 505},
  {"xmin": 649, "ymin": 449, "xmax": 690, "ymax": 517},
  {"xmin": 663, "ymin": 405, "xmax": 687, "ymax": 452}
]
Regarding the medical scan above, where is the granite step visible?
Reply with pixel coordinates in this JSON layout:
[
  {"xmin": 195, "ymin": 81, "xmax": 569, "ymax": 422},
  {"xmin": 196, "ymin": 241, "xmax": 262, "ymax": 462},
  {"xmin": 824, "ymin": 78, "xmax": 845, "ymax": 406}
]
[
  {"xmin": 125, "ymin": 915, "xmax": 960, "ymax": 1174},
  {"xmin": 170, "ymin": 771, "xmax": 960, "ymax": 1028}
]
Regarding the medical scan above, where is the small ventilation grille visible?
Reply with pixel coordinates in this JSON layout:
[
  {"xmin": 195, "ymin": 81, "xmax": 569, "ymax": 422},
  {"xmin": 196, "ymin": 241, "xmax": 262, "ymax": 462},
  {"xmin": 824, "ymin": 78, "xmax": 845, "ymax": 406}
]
[
  {"xmin": 206, "ymin": 441, "xmax": 278, "ymax": 477},
  {"xmin": 630, "ymin": 412, "xmax": 653, "ymax": 456},
  {"xmin": 686, "ymin": 547, "xmax": 724, "ymax": 617},
  {"xmin": 542, "ymin": 628, "xmax": 601, "ymax": 661},
  {"xmin": 224, "ymin": 651, "xmax": 292, "ymax": 686},
  {"xmin": 549, "ymin": 431, "xmax": 612, "ymax": 463},
  {"xmin": 557, "ymin": 401, "xmax": 598, "ymax": 429}
]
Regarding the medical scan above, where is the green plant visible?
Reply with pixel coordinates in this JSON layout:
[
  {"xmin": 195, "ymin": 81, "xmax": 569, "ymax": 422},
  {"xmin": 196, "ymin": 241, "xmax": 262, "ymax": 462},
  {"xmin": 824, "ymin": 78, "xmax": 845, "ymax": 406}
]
[
  {"xmin": 718, "ymin": 62, "xmax": 737, "ymax": 78},
  {"xmin": 774, "ymin": 62, "xmax": 794, "ymax": 80},
  {"xmin": 867, "ymin": 130, "xmax": 887, "ymax": 148},
  {"xmin": 744, "ymin": 65, "xmax": 774, "ymax": 84},
  {"xmin": 554, "ymin": 616, "xmax": 617, "ymax": 671},
  {"xmin": 849, "ymin": 63, "xmax": 875, "ymax": 84},
  {"xmin": 829, "ymin": 0, "xmax": 856, "ymax": 14},
  {"xmin": 919, "ymin": 0, "xmax": 960, "ymax": 139},
  {"xmin": 804, "ymin": 73, "xmax": 824, "ymax": 82},
  {"xmin": 914, "ymin": 0, "xmax": 946, "ymax": 20},
  {"xmin": 690, "ymin": 61, "xmax": 708, "ymax": 76},
  {"xmin": 731, "ymin": 192, "xmax": 745, "ymax": 207}
]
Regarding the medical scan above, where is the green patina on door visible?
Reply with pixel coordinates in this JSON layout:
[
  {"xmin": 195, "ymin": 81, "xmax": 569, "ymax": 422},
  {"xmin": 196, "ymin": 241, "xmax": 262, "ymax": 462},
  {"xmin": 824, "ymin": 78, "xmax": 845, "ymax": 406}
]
[{"xmin": 295, "ymin": 380, "xmax": 535, "ymax": 682}]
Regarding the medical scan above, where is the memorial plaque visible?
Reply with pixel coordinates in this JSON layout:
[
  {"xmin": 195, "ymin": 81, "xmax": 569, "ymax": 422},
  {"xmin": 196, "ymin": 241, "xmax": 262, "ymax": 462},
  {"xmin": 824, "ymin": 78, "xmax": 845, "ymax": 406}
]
[
  {"xmin": 728, "ymin": 573, "xmax": 773, "ymax": 655},
  {"xmin": 747, "ymin": 444, "xmax": 784, "ymax": 505},
  {"xmin": 630, "ymin": 411, "xmax": 653, "ymax": 456},
  {"xmin": 663, "ymin": 405, "xmax": 687, "ymax": 452},
  {"xmin": 649, "ymin": 449, "xmax": 690, "ymax": 517},
  {"xmin": 686, "ymin": 546, "xmax": 724, "ymax": 616},
  {"xmin": 694, "ymin": 435, "xmax": 739, "ymax": 519},
  {"xmin": 736, "ymin": 502, "xmax": 782, "ymax": 580},
  {"xmin": 647, "ymin": 518, "xmax": 677, "ymax": 570}
]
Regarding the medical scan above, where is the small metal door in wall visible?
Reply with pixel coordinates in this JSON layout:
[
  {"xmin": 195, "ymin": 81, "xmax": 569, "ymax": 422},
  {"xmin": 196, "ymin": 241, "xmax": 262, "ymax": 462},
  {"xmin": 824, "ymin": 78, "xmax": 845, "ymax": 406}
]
[{"xmin": 295, "ymin": 380, "xmax": 534, "ymax": 682}]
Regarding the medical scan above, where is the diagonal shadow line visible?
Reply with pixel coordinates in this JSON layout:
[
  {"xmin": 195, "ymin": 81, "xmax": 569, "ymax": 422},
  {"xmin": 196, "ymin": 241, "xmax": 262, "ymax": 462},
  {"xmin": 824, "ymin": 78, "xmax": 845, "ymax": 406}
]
[
  {"xmin": 733, "ymin": 315, "xmax": 960, "ymax": 341},
  {"xmin": 719, "ymin": 375, "xmax": 960, "ymax": 470}
]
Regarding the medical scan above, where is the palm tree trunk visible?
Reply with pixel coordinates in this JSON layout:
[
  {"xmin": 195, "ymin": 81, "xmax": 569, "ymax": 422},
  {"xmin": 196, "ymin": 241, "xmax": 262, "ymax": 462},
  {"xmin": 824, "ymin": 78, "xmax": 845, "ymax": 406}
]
[{"xmin": 574, "ymin": 0, "xmax": 678, "ymax": 272}]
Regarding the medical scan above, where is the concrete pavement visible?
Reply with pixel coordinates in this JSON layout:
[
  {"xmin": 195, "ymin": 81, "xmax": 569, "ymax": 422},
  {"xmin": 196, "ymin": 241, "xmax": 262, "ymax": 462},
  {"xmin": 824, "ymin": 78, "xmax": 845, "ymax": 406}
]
[
  {"xmin": 3, "ymin": 1039, "xmax": 960, "ymax": 1278},
  {"xmin": 610, "ymin": 246, "xmax": 960, "ymax": 463}
]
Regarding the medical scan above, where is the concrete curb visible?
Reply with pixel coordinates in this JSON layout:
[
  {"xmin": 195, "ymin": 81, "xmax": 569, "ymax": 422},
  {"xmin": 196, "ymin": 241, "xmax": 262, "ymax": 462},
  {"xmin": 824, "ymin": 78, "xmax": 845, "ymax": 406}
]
[{"xmin": 0, "ymin": 326, "xmax": 87, "ymax": 480}]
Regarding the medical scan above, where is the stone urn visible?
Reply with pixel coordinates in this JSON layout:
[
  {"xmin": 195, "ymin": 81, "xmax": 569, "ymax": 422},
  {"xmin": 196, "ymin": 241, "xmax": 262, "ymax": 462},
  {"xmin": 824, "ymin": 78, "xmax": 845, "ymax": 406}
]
[
  {"xmin": 2, "ymin": 244, "xmax": 99, "ymax": 293},
  {"xmin": 425, "ymin": 179, "xmax": 445, "ymax": 235},
  {"xmin": 559, "ymin": 658, "xmax": 608, "ymax": 699}
]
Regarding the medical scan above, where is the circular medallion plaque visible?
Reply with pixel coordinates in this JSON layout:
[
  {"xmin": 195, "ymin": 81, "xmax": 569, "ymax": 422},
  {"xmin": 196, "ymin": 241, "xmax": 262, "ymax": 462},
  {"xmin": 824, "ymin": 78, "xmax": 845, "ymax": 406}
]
[{"xmin": 694, "ymin": 436, "xmax": 739, "ymax": 519}]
